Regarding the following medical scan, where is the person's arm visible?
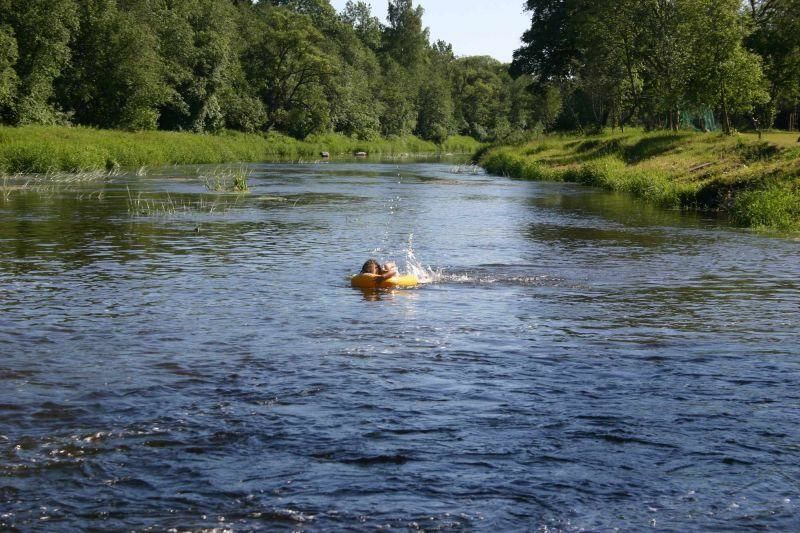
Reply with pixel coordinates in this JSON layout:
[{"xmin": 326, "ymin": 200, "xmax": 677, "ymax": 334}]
[{"xmin": 377, "ymin": 267, "xmax": 398, "ymax": 281}]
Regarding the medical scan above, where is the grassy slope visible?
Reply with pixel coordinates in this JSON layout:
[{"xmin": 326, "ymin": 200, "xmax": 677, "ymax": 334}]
[
  {"xmin": 0, "ymin": 126, "xmax": 480, "ymax": 174},
  {"xmin": 480, "ymin": 130, "xmax": 800, "ymax": 231}
]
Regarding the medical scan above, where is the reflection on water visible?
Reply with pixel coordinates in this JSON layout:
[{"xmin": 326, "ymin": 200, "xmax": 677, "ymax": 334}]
[{"xmin": 1, "ymin": 161, "xmax": 799, "ymax": 530}]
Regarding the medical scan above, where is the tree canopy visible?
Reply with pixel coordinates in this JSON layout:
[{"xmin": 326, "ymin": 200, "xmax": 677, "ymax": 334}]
[
  {"xmin": 0, "ymin": 0, "xmax": 547, "ymax": 142},
  {"xmin": 0, "ymin": 0, "xmax": 794, "ymax": 138},
  {"xmin": 511, "ymin": 0, "xmax": 791, "ymax": 133}
]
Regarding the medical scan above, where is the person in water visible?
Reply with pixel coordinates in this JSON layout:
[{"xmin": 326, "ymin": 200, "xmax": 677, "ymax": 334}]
[{"xmin": 360, "ymin": 259, "xmax": 398, "ymax": 281}]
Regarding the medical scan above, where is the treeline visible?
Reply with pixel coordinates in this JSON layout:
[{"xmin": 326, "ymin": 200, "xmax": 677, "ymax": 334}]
[
  {"xmin": 0, "ymin": 0, "xmax": 550, "ymax": 144},
  {"xmin": 511, "ymin": 0, "xmax": 800, "ymax": 134}
]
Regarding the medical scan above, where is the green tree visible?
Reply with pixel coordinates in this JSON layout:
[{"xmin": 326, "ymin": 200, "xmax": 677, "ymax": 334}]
[
  {"xmin": 330, "ymin": 62, "xmax": 382, "ymax": 139},
  {"xmin": 507, "ymin": 76, "xmax": 561, "ymax": 133},
  {"xmin": 242, "ymin": 6, "xmax": 334, "ymax": 137},
  {"xmin": 684, "ymin": 0, "xmax": 768, "ymax": 134},
  {"xmin": 451, "ymin": 56, "xmax": 509, "ymax": 140},
  {"xmin": 57, "ymin": 0, "xmax": 166, "ymax": 130},
  {"xmin": 0, "ymin": 22, "xmax": 18, "ymax": 117},
  {"xmin": 416, "ymin": 77, "xmax": 452, "ymax": 144},
  {"xmin": 325, "ymin": 2, "xmax": 384, "ymax": 138},
  {"xmin": 511, "ymin": 0, "xmax": 770, "ymax": 132},
  {"xmin": 153, "ymin": 0, "xmax": 238, "ymax": 132},
  {"xmin": 746, "ymin": 0, "xmax": 800, "ymax": 128},
  {"xmin": 379, "ymin": 59, "xmax": 417, "ymax": 136},
  {"xmin": 383, "ymin": 0, "xmax": 428, "ymax": 70},
  {"xmin": 513, "ymin": 0, "xmax": 693, "ymax": 131},
  {"xmin": 341, "ymin": 1, "xmax": 383, "ymax": 51},
  {"xmin": 414, "ymin": 41, "xmax": 453, "ymax": 144},
  {"xmin": 3, "ymin": 0, "xmax": 78, "ymax": 124},
  {"xmin": 572, "ymin": 0, "xmax": 648, "ymax": 130},
  {"xmin": 269, "ymin": 0, "xmax": 337, "ymax": 22}
]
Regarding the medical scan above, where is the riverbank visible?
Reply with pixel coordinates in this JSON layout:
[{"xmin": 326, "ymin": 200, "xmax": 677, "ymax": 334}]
[
  {"xmin": 0, "ymin": 126, "xmax": 481, "ymax": 175},
  {"xmin": 480, "ymin": 130, "xmax": 800, "ymax": 231}
]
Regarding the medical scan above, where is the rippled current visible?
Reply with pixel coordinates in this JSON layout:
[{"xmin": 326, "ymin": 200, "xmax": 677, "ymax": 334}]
[{"xmin": 1, "ymin": 161, "xmax": 799, "ymax": 530}]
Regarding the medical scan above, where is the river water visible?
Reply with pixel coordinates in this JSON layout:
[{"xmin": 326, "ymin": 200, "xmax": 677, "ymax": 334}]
[{"xmin": 1, "ymin": 161, "xmax": 799, "ymax": 530}]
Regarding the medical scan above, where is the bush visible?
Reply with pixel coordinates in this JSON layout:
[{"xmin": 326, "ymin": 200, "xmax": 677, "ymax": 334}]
[{"xmin": 732, "ymin": 185, "xmax": 800, "ymax": 230}]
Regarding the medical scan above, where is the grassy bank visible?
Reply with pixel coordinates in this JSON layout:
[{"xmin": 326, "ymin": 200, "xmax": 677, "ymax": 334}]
[
  {"xmin": 480, "ymin": 130, "xmax": 800, "ymax": 231},
  {"xmin": 0, "ymin": 126, "xmax": 481, "ymax": 174}
]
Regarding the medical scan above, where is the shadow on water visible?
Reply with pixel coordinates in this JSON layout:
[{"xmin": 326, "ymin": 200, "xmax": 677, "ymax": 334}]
[
  {"xmin": 525, "ymin": 222, "xmax": 672, "ymax": 247},
  {"xmin": 528, "ymin": 186, "xmax": 721, "ymax": 230},
  {"xmin": 352, "ymin": 287, "xmax": 421, "ymax": 302}
]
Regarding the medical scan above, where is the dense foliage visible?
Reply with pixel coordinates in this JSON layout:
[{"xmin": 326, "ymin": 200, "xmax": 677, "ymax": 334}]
[
  {"xmin": 0, "ymin": 0, "xmax": 546, "ymax": 143},
  {"xmin": 511, "ymin": 0, "xmax": 800, "ymax": 134}
]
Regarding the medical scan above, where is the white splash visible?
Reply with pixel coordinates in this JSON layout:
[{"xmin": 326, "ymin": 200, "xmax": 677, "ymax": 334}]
[{"xmin": 402, "ymin": 234, "xmax": 439, "ymax": 284}]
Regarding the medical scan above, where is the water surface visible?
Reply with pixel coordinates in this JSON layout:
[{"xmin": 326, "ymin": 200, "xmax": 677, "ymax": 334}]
[{"xmin": 1, "ymin": 161, "xmax": 799, "ymax": 530}]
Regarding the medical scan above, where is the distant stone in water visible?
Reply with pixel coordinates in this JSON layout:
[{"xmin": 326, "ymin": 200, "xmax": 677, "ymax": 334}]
[
  {"xmin": 320, "ymin": 151, "xmax": 330, "ymax": 158},
  {"xmin": 355, "ymin": 151, "xmax": 367, "ymax": 157}
]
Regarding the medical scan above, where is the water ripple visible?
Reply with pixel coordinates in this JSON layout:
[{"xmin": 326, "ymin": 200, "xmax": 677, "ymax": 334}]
[{"xmin": 0, "ymin": 162, "xmax": 798, "ymax": 530}]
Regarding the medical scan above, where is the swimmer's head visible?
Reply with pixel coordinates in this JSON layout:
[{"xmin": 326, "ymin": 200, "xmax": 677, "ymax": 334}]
[
  {"xmin": 361, "ymin": 259, "xmax": 381, "ymax": 274},
  {"xmin": 383, "ymin": 261, "xmax": 397, "ymax": 273}
]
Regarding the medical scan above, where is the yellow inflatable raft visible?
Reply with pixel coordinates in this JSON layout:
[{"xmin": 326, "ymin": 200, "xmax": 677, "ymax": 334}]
[{"xmin": 350, "ymin": 273, "xmax": 419, "ymax": 289}]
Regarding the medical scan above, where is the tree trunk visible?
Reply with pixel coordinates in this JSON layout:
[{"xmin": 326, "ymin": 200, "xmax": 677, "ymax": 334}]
[{"xmin": 721, "ymin": 94, "xmax": 731, "ymax": 135}]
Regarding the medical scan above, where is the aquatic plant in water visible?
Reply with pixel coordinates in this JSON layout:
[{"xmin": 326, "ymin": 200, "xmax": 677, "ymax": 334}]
[
  {"xmin": 0, "ymin": 171, "xmax": 115, "ymax": 202},
  {"xmin": 200, "ymin": 166, "xmax": 251, "ymax": 193},
  {"xmin": 127, "ymin": 186, "xmax": 242, "ymax": 217}
]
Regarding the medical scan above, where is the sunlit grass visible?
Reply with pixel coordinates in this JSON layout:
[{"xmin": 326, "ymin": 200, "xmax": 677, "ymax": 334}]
[
  {"xmin": 480, "ymin": 128, "xmax": 800, "ymax": 230},
  {"xmin": 731, "ymin": 184, "xmax": 800, "ymax": 231},
  {"xmin": 0, "ymin": 126, "xmax": 483, "ymax": 174}
]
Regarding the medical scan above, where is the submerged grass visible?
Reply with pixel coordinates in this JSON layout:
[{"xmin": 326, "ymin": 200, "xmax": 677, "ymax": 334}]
[
  {"xmin": 200, "ymin": 166, "xmax": 251, "ymax": 193},
  {"xmin": 0, "ymin": 126, "xmax": 482, "ymax": 174},
  {"xmin": 0, "ymin": 170, "xmax": 117, "ymax": 202},
  {"xmin": 126, "ymin": 187, "xmax": 242, "ymax": 217},
  {"xmin": 480, "ymin": 129, "xmax": 800, "ymax": 231}
]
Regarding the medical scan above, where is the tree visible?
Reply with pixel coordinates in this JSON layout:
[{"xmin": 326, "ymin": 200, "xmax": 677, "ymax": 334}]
[
  {"xmin": 326, "ymin": 1, "xmax": 384, "ymax": 138},
  {"xmin": 511, "ymin": 0, "xmax": 582, "ymax": 82},
  {"xmin": 379, "ymin": 59, "xmax": 417, "ymax": 136},
  {"xmin": 413, "ymin": 41, "xmax": 453, "ymax": 143},
  {"xmin": 511, "ymin": 0, "xmax": 770, "ymax": 133},
  {"xmin": 269, "ymin": 0, "xmax": 338, "ymax": 23},
  {"xmin": 3, "ymin": 0, "xmax": 78, "ymax": 124},
  {"xmin": 329, "ymin": 62, "xmax": 382, "ymax": 139},
  {"xmin": 0, "ymin": 0, "xmax": 552, "ymax": 142},
  {"xmin": 507, "ymin": 76, "xmax": 561, "ymax": 133},
  {"xmin": 242, "ymin": 6, "xmax": 334, "ymax": 137},
  {"xmin": 684, "ymin": 0, "xmax": 769, "ymax": 134},
  {"xmin": 746, "ymin": 0, "xmax": 800, "ymax": 128},
  {"xmin": 152, "ymin": 0, "xmax": 239, "ymax": 132},
  {"xmin": 0, "ymin": 23, "xmax": 18, "ymax": 117},
  {"xmin": 510, "ymin": 0, "xmax": 641, "ymax": 131},
  {"xmin": 57, "ymin": 0, "xmax": 166, "ymax": 130},
  {"xmin": 341, "ymin": 1, "xmax": 383, "ymax": 51},
  {"xmin": 451, "ymin": 56, "xmax": 509, "ymax": 140},
  {"xmin": 383, "ymin": 0, "xmax": 428, "ymax": 70}
]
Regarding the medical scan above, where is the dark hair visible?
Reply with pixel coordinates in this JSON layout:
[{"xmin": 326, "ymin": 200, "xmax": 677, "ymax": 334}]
[{"xmin": 360, "ymin": 259, "xmax": 381, "ymax": 274}]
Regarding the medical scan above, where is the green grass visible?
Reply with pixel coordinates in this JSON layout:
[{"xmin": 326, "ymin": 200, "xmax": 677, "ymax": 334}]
[
  {"xmin": 731, "ymin": 185, "xmax": 800, "ymax": 230},
  {"xmin": 480, "ymin": 129, "xmax": 800, "ymax": 231},
  {"xmin": 200, "ymin": 166, "xmax": 252, "ymax": 193},
  {"xmin": 0, "ymin": 126, "xmax": 483, "ymax": 174}
]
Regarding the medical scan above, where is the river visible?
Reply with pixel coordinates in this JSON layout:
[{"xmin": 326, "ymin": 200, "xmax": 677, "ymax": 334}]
[{"xmin": 1, "ymin": 161, "xmax": 799, "ymax": 530}]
